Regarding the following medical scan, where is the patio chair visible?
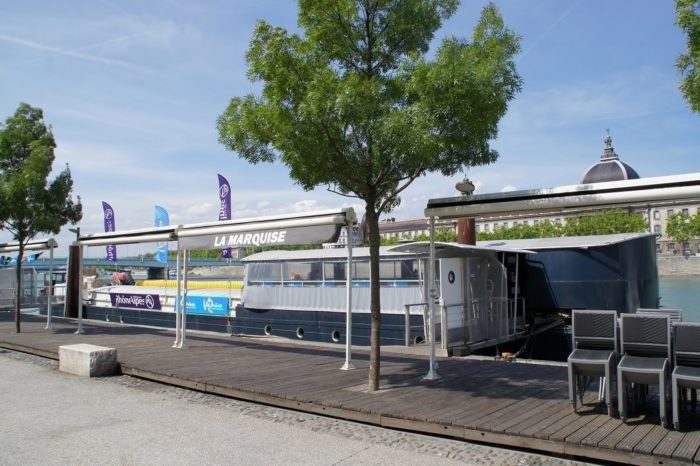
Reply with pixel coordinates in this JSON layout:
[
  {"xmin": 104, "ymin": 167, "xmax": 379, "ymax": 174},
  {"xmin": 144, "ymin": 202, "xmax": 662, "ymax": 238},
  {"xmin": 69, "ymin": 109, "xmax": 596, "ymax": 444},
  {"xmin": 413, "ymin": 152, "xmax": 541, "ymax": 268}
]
[
  {"xmin": 567, "ymin": 309, "xmax": 617, "ymax": 416},
  {"xmin": 672, "ymin": 323, "xmax": 700, "ymax": 430},
  {"xmin": 637, "ymin": 308, "xmax": 683, "ymax": 323},
  {"xmin": 617, "ymin": 313, "xmax": 671, "ymax": 426}
]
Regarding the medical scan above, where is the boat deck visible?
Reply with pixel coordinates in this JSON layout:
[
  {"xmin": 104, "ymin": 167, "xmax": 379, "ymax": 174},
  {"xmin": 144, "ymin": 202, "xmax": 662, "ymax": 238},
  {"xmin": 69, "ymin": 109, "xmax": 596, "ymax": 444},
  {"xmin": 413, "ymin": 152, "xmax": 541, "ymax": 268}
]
[{"xmin": 2, "ymin": 312, "xmax": 700, "ymax": 465}]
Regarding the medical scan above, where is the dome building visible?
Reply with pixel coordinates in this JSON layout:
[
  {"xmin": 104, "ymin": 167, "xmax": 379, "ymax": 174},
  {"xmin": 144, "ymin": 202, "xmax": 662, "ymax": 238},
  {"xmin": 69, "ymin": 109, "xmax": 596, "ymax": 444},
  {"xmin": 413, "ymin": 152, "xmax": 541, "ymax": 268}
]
[{"xmin": 581, "ymin": 130, "xmax": 640, "ymax": 184}]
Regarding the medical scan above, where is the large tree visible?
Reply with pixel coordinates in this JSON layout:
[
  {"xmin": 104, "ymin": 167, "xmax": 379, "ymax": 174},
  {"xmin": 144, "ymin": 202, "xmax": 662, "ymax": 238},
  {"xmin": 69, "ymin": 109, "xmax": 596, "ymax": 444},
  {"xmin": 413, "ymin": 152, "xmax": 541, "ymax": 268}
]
[
  {"xmin": 218, "ymin": 0, "xmax": 521, "ymax": 390},
  {"xmin": 0, "ymin": 103, "xmax": 82, "ymax": 333},
  {"xmin": 676, "ymin": 0, "xmax": 700, "ymax": 113}
]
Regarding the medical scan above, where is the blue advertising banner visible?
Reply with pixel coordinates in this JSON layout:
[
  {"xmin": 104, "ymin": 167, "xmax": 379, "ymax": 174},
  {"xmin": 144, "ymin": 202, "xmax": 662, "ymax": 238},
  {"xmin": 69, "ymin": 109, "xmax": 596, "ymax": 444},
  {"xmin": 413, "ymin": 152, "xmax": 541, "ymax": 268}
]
[
  {"xmin": 185, "ymin": 296, "xmax": 229, "ymax": 316},
  {"xmin": 217, "ymin": 174, "xmax": 232, "ymax": 259},
  {"xmin": 154, "ymin": 205, "xmax": 169, "ymax": 264},
  {"xmin": 110, "ymin": 292, "xmax": 162, "ymax": 310},
  {"xmin": 102, "ymin": 201, "xmax": 117, "ymax": 262}
]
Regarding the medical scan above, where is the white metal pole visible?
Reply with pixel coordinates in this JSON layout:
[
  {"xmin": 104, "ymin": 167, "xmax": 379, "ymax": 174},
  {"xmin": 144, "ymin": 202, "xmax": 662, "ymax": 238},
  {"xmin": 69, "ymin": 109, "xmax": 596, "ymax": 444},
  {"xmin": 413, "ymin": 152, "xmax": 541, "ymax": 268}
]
[
  {"xmin": 172, "ymin": 248, "xmax": 181, "ymax": 348},
  {"xmin": 341, "ymin": 225, "xmax": 355, "ymax": 370},
  {"xmin": 424, "ymin": 216, "xmax": 439, "ymax": 380},
  {"xmin": 178, "ymin": 249, "xmax": 188, "ymax": 349},
  {"xmin": 75, "ymin": 245, "xmax": 85, "ymax": 334},
  {"xmin": 45, "ymin": 246, "xmax": 54, "ymax": 330},
  {"xmin": 514, "ymin": 254, "xmax": 519, "ymax": 335}
]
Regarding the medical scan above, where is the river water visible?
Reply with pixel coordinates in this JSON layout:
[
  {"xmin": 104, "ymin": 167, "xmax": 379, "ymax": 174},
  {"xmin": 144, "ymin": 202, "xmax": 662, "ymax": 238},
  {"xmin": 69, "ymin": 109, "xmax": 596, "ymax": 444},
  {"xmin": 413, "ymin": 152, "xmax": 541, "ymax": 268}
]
[{"xmin": 658, "ymin": 276, "xmax": 700, "ymax": 322}]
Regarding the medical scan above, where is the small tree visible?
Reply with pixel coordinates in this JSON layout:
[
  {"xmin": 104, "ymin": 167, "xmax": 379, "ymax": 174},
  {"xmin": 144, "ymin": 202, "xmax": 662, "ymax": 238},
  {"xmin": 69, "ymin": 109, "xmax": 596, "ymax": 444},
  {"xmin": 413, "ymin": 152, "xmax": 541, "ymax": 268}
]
[
  {"xmin": 0, "ymin": 103, "xmax": 82, "ymax": 333},
  {"xmin": 218, "ymin": 1, "xmax": 521, "ymax": 390},
  {"xmin": 667, "ymin": 211, "xmax": 695, "ymax": 247},
  {"xmin": 676, "ymin": 0, "xmax": 700, "ymax": 113}
]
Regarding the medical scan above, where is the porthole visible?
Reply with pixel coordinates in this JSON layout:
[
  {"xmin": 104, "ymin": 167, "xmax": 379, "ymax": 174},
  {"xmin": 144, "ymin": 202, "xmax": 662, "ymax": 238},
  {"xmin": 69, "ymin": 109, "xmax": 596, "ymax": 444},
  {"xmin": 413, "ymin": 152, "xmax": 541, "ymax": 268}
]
[
  {"xmin": 296, "ymin": 327, "xmax": 305, "ymax": 339},
  {"xmin": 264, "ymin": 324, "xmax": 272, "ymax": 335},
  {"xmin": 331, "ymin": 330, "xmax": 341, "ymax": 342},
  {"xmin": 413, "ymin": 335, "xmax": 425, "ymax": 345}
]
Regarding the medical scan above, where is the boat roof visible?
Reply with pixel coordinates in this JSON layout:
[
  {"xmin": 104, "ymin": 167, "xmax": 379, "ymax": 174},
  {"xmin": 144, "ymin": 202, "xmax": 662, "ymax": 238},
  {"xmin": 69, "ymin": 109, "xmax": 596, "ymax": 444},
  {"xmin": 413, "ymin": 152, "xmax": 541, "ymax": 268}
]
[
  {"xmin": 388, "ymin": 241, "xmax": 536, "ymax": 257},
  {"xmin": 476, "ymin": 232, "xmax": 655, "ymax": 251}
]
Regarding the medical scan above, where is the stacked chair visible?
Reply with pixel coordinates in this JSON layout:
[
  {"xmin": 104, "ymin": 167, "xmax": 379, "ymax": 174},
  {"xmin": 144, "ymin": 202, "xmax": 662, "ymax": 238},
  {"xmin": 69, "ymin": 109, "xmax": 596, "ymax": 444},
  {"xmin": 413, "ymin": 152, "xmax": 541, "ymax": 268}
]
[
  {"xmin": 568, "ymin": 310, "xmax": 618, "ymax": 416},
  {"xmin": 617, "ymin": 313, "xmax": 671, "ymax": 426},
  {"xmin": 672, "ymin": 323, "xmax": 700, "ymax": 430}
]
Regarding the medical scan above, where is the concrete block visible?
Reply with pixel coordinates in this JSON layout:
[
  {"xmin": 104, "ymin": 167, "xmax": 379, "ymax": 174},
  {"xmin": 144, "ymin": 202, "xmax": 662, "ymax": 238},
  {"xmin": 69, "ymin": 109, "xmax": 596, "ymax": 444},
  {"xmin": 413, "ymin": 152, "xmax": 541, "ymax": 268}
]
[{"xmin": 59, "ymin": 344, "xmax": 117, "ymax": 377}]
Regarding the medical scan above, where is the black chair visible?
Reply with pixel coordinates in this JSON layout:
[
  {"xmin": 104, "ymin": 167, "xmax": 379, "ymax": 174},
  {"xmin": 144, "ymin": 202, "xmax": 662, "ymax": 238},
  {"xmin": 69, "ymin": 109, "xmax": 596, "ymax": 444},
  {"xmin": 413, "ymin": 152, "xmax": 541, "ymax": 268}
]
[
  {"xmin": 617, "ymin": 313, "xmax": 671, "ymax": 426},
  {"xmin": 637, "ymin": 308, "xmax": 683, "ymax": 323},
  {"xmin": 672, "ymin": 323, "xmax": 700, "ymax": 430},
  {"xmin": 567, "ymin": 309, "xmax": 617, "ymax": 416}
]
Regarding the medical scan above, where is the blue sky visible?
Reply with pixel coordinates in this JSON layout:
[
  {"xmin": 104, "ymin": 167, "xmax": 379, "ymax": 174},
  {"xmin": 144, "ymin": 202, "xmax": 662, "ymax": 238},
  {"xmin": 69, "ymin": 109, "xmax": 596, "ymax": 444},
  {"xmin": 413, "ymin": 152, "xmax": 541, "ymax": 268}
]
[{"xmin": 1, "ymin": 0, "xmax": 698, "ymax": 256}]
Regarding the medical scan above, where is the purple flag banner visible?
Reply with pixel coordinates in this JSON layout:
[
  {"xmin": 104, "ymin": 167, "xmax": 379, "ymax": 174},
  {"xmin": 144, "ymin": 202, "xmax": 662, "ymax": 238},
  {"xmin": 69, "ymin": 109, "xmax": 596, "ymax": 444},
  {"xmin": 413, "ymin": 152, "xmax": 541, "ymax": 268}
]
[
  {"xmin": 102, "ymin": 201, "xmax": 117, "ymax": 262},
  {"xmin": 217, "ymin": 174, "xmax": 232, "ymax": 258}
]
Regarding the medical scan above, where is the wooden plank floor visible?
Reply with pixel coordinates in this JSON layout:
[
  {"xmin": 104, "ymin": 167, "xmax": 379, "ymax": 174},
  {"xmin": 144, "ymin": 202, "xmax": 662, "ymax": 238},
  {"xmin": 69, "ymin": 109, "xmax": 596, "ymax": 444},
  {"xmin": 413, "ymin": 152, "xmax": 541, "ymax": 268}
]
[{"xmin": 2, "ymin": 312, "xmax": 699, "ymax": 465}]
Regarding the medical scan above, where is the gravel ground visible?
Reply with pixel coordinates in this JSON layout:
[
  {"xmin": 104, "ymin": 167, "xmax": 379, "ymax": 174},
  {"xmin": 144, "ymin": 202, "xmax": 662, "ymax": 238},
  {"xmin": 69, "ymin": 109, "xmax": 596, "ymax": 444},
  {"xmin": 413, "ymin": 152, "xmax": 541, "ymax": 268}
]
[{"xmin": 0, "ymin": 349, "xmax": 593, "ymax": 466}]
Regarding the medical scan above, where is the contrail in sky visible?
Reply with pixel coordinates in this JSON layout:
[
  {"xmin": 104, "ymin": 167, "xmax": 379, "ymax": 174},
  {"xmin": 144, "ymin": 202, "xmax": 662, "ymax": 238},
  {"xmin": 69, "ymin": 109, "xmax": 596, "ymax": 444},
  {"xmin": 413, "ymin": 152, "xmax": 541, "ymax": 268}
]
[
  {"xmin": 519, "ymin": 0, "xmax": 581, "ymax": 61},
  {"xmin": 0, "ymin": 33, "xmax": 149, "ymax": 71}
]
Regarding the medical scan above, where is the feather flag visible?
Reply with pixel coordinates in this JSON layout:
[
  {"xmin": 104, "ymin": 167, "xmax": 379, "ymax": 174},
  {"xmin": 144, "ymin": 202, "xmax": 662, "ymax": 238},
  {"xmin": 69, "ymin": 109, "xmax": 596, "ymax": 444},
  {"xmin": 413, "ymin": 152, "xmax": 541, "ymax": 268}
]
[
  {"xmin": 102, "ymin": 201, "xmax": 117, "ymax": 262},
  {"xmin": 154, "ymin": 206, "xmax": 169, "ymax": 263},
  {"xmin": 217, "ymin": 174, "xmax": 232, "ymax": 258}
]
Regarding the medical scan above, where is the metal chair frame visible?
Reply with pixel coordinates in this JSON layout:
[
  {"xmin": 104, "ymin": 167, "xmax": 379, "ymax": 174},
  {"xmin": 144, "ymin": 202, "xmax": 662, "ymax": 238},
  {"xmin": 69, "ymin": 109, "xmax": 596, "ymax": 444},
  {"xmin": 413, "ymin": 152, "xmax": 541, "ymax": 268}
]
[
  {"xmin": 637, "ymin": 308, "xmax": 683, "ymax": 323},
  {"xmin": 617, "ymin": 313, "xmax": 671, "ymax": 426},
  {"xmin": 568, "ymin": 309, "xmax": 618, "ymax": 416},
  {"xmin": 672, "ymin": 322, "xmax": 700, "ymax": 430}
]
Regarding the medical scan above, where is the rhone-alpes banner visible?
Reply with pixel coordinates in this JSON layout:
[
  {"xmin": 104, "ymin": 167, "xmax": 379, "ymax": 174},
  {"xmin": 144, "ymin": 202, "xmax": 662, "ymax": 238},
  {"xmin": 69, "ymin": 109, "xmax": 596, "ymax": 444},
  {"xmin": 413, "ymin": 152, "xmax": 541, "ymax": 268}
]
[
  {"xmin": 217, "ymin": 174, "xmax": 232, "ymax": 258},
  {"xmin": 101, "ymin": 201, "xmax": 117, "ymax": 262}
]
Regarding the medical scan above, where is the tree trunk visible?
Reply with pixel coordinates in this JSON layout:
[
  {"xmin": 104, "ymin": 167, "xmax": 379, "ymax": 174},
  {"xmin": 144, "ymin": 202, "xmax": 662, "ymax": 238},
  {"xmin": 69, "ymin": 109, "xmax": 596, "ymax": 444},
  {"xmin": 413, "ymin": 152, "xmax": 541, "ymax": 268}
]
[
  {"xmin": 14, "ymin": 245, "xmax": 24, "ymax": 333},
  {"xmin": 366, "ymin": 205, "xmax": 381, "ymax": 391}
]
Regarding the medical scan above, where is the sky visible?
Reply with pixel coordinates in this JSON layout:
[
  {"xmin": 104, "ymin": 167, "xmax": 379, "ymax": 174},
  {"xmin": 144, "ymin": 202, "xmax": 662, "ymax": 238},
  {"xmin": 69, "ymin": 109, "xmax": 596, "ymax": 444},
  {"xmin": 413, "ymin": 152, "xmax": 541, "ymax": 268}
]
[{"xmin": 1, "ymin": 0, "xmax": 699, "ymax": 256}]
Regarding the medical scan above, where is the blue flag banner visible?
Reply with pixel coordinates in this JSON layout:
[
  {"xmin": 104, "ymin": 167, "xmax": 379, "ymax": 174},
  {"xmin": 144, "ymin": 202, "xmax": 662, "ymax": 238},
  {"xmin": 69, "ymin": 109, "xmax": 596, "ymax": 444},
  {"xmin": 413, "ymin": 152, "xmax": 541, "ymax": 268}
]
[
  {"xmin": 154, "ymin": 205, "xmax": 169, "ymax": 264},
  {"xmin": 217, "ymin": 174, "xmax": 232, "ymax": 258},
  {"xmin": 102, "ymin": 201, "xmax": 117, "ymax": 262}
]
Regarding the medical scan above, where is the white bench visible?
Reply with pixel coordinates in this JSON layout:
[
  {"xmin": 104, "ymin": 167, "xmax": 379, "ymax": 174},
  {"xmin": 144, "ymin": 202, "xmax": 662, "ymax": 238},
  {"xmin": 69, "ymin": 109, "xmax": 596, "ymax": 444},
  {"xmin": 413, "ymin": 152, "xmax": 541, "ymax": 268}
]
[{"xmin": 59, "ymin": 344, "xmax": 117, "ymax": 377}]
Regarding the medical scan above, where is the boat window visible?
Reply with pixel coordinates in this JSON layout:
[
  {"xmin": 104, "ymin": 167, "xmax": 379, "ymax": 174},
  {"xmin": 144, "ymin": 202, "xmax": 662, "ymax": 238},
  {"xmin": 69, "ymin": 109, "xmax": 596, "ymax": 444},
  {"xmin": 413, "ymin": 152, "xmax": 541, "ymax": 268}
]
[
  {"xmin": 247, "ymin": 263, "xmax": 282, "ymax": 284},
  {"xmin": 324, "ymin": 262, "xmax": 346, "ymax": 282}
]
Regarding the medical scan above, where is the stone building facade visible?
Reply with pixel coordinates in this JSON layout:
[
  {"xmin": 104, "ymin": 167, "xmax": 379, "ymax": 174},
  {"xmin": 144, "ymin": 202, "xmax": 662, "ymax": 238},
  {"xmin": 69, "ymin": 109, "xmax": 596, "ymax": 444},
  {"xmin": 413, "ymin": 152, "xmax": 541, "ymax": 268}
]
[{"xmin": 378, "ymin": 131, "xmax": 700, "ymax": 255}]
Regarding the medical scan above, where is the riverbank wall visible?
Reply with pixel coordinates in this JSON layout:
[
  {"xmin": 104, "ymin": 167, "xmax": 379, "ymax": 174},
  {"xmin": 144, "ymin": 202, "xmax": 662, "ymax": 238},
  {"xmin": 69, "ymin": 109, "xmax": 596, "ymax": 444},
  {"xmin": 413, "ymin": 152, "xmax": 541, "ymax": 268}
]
[{"xmin": 657, "ymin": 254, "xmax": 700, "ymax": 276}]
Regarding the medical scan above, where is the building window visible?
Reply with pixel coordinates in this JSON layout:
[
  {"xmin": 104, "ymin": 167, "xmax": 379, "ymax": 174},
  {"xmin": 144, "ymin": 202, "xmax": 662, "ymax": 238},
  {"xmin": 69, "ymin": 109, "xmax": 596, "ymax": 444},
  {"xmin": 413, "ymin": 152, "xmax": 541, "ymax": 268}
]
[
  {"xmin": 683, "ymin": 208, "xmax": 689, "ymax": 216},
  {"xmin": 523, "ymin": 220, "xmax": 529, "ymax": 226},
  {"xmin": 667, "ymin": 209, "xmax": 674, "ymax": 218},
  {"xmin": 503, "ymin": 222, "xmax": 509, "ymax": 229},
  {"xmin": 484, "ymin": 224, "xmax": 490, "ymax": 232},
  {"xmin": 494, "ymin": 223, "xmax": 499, "ymax": 229},
  {"xmin": 555, "ymin": 218, "xmax": 562, "ymax": 225},
  {"xmin": 533, "ymin": 219, "xmax": 539, "ymax": 224},
  {"xmin": 653, "ymin": 210, "xmax": 660, "ymax": 220},
  {"xmin": 668, "ymin": 242, "xmax": 676, "ymax": 252},
  {"xmin": 653, "ymin": 225, "xmax": 662, "ymax": 235},
  {"xmin": 475, "ymin": 224, "xmax": 480, "ymax": 233},
  {"xmin": 656, "ymin": 244, "xmax": 661, "ymax": 253}
]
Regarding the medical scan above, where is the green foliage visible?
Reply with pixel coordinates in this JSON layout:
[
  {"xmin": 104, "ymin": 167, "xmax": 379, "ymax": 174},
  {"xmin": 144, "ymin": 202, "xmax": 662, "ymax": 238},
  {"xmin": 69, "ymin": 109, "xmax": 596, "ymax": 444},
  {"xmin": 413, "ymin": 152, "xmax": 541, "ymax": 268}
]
[
  {"xmin": 563, "ymin": 210, "xmax": 648, "ymax": 236},
  {"xmin": 666, "ymin": 211, "xmax": 698, "ymax": 243},
  {"xmin": 217, "ymin": 1, "xmax": 522, "ymax": 390},
  {"xmin": 0, "ymin": 103, "xmax": 82, "ymax": 332},
  {"xmin": 477, "ymin": 210, "xmax": 647, "ymax": 241},
  {"xmin": 676, "ymin": 0, "xmax": 700, "ymax": 113},
  {"xmin": 478, "ymin": 220, "xmax": 563, "ymax": 241}
]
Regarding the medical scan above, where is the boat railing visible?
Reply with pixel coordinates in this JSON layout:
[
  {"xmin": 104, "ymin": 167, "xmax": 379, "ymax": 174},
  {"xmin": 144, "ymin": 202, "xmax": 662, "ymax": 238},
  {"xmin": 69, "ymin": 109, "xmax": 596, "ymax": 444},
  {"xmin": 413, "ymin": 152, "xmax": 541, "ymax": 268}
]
[
  {"xmin": 439, "ymin": 296, "xmax": 521, "ymax": 349},
  {"xmin": 248, "ymin": 279, "xmax": 421, "ymax": 288},
  {"xmin": 404, "ymin": 302, "xmax": 429, "ymax": 346}
]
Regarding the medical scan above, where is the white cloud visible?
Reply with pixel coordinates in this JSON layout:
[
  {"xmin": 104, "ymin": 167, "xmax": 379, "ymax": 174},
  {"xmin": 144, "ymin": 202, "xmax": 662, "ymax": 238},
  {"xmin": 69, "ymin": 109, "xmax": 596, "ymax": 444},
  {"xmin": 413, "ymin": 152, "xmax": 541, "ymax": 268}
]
[{"xmin": 501, "ymin": 184, "xmax": 517, "ymax": 192}]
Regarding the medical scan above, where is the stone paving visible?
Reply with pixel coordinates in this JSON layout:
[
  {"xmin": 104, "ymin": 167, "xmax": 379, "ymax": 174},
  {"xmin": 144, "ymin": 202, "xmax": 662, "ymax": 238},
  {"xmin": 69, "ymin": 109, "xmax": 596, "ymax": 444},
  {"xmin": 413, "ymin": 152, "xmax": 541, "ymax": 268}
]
[{"xmin": 2, "ymin": 349, "xmax": 591, "ymax": 466}]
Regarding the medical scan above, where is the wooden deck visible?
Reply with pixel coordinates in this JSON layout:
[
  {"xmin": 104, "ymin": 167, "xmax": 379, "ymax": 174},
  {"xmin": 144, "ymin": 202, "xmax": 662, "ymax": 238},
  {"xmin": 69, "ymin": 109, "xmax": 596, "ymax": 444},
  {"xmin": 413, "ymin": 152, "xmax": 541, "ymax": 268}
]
[{"xmin": 2, "ymin": 312, "xmax": 700, "ymax": 465}]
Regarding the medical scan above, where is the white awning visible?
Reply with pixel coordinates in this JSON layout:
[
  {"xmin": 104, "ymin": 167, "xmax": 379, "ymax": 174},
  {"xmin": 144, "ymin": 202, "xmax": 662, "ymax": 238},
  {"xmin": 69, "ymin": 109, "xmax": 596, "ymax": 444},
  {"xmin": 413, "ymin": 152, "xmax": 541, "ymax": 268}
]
[{"xmin": 0, "ymin": 238, "xmax": 58, "ymax": 253}]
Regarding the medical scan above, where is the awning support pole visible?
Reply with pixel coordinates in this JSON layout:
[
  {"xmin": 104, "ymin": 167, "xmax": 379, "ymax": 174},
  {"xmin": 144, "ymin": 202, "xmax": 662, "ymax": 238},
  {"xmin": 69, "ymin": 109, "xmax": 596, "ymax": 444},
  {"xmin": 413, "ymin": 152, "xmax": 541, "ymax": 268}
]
[
  {"xmin": 172, "ymin": 248, "xmax": 181, "ymax": 347},
  {"xmin": 424, "ymin": 216, "xmax": 440, "ymax": 380},
  {"xmin": 44, "ymin": 245, "xmax": 54, "ymax": 330},
  {"xmin": 75, "ymin": 245, "xmax": 85, "ymax": 334},
  {"xmin": 177, "ymin": 249, "xmax": 189, "ymax": 349},
  {"xmin": 340, "ymin": 225, "xmax": 355, "ymax": 370}
]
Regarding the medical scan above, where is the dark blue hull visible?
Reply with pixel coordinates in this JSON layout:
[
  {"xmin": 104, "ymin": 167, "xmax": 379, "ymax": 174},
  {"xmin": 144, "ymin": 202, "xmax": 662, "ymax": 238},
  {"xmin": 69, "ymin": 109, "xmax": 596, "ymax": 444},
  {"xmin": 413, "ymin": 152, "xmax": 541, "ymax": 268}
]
[
  {"xmin": 233, "ymin": 306, "xmax": 425, "ymax": 347},
  {"xmin": 75, "ymin": 304, "xmax": 425, "ymax": 346}
]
